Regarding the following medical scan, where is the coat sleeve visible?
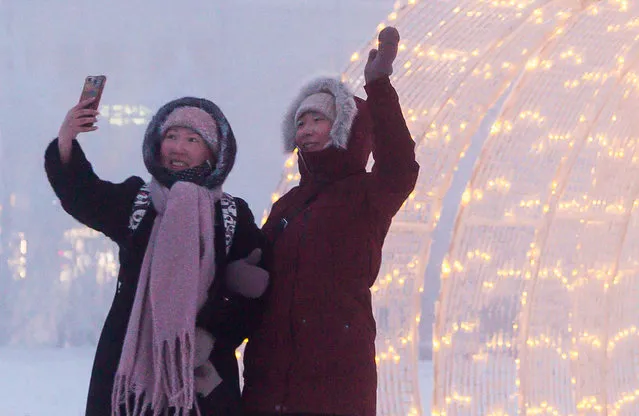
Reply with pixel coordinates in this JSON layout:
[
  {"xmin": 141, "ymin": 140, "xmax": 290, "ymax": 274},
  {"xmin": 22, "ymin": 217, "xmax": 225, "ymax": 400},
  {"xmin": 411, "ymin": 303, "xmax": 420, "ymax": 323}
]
[
  {"xmin": 44, "ymin": 138, "xmax": 145, "ymax": 244},
  {"xmin": 364, "ymin": 77, "xmax": 420, "ymax": 222},
  {"xmin": 198, "ymin": 198, "xmax": 268, "ymax": 347}
]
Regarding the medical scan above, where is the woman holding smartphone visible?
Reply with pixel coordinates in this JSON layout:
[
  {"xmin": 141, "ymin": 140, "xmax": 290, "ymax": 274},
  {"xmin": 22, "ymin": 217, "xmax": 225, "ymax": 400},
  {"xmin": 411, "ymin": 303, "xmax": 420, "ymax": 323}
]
[{"xmin": 45, "ymin": 93, "xmax": 268, "ymax": 416}]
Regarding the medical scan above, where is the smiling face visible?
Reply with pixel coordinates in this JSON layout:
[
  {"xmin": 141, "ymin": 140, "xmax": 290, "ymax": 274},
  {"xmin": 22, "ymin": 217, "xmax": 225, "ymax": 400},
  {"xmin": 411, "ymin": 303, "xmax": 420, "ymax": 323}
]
[
  {"xmin": 160, "ymin": 126, "xmax": 214, "ymax": 171},
  {"xmin": 294, "ymin": 111, "xmax": 333, "ymax": 153}
]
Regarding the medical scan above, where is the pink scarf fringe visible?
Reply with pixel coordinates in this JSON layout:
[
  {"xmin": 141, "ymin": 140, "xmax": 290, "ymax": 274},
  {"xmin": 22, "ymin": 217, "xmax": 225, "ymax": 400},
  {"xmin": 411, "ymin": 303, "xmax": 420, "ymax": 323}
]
[{"xmin": 112, "ymin": 180, "xmax": 221, "ymax": 416}]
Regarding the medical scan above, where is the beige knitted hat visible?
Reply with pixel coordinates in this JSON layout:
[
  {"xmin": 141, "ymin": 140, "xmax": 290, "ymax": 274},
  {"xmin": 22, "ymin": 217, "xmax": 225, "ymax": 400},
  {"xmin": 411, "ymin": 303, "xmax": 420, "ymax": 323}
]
[{"xmin": 294, "ymin": 92, "xmax": 337, "ymax": 124}]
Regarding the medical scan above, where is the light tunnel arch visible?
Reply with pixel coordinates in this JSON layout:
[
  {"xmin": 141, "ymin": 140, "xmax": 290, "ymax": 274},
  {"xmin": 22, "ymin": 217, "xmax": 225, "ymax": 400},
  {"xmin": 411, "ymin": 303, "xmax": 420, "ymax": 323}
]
[{"xmin": 425, "ymin": 0, "xmax": 639, "ymax": 415}]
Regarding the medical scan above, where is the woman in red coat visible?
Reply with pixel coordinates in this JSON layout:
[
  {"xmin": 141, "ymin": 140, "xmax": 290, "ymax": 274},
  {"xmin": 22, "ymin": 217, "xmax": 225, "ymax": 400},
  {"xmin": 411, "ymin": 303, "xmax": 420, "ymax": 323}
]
[{"xmin": 242, "ymin": 27, "xmax": 419, "ymax": 416}]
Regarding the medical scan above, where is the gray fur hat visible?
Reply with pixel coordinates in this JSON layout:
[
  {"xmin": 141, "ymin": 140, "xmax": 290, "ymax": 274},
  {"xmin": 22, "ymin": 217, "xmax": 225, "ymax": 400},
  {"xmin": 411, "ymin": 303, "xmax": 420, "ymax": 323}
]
[{"xmin": 143, "ymin": 97, "xmax": 236, "ymax": 190}]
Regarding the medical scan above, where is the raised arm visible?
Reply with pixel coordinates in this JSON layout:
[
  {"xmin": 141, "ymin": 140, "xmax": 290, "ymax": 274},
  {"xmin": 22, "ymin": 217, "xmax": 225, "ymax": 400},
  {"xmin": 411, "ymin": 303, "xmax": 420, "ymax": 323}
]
[
  {"xmin": 365, "ymin": 28, "xmax": 420, "ymax": 220},
  {"xmin": 57, "ymin": 98, "xmax": 99, "ymax": 164},
  {"xmin": 45, "ymin": 99, "xmax": 144, "ymax": 244}
]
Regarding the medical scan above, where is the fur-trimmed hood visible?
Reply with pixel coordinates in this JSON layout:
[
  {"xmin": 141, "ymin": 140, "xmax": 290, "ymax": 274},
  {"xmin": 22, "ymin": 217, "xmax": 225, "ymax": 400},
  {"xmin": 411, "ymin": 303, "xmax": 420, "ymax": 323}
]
[
  {"xmin": 143, "ymin": 97, "xmax": 236, "ymax": 190},
  {"xmin": 282, "ymin": 77, "xmax": 358, "ymax": 152},
  {"xmin": 283, "ymin": 77, "xmax": 373, "ymax": 186}
]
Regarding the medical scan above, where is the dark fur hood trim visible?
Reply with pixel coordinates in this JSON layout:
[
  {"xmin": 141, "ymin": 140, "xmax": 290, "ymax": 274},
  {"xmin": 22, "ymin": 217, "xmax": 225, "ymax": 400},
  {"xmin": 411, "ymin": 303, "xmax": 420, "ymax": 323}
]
[{"xmin": 142, "ymin": 97, "xmax": 236, "ymax": 190}]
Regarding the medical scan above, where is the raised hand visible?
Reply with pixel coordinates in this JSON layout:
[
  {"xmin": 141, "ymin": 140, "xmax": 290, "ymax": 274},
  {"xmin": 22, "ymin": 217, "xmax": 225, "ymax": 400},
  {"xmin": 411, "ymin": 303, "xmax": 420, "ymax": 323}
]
[
  {"xmin": 57, "ymin": 98, "xmax": 100, "ymax": 163},
  {"xmin": 364, "ymin": 26, "xmax": 400, "ymax": 84}
]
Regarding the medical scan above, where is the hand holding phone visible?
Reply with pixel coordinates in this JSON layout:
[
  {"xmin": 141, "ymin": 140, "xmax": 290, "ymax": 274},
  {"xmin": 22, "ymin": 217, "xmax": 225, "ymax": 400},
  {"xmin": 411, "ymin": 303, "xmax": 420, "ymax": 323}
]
[{"xmin": 57, "ymin": 76, "xmax": 106, "ymax": 163}]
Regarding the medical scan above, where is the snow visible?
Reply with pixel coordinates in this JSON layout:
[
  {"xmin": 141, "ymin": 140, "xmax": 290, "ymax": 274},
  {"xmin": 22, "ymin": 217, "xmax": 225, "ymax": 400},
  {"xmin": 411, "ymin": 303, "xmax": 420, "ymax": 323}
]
[
  {"xmin": 0, "ymin": 347, "xmax": 433, "ymax": 415},
  {"xmin": 0, "ymin": 347, "xmax": 94, "ymax": 415},
  {"xmin": 419, "ymin": 362, "xmax": 434, "ymax": 414}
]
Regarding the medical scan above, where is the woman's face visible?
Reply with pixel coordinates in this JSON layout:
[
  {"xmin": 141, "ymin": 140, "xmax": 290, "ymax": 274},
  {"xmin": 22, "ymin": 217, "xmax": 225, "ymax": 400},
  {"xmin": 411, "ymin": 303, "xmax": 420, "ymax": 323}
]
[
  {"xmin": 160, "ymin": 127, "xmax": 213, "ymax": 171},
  {"xmin": 294, "ymin": 111, "xmax": 333, "ymax": 152}
]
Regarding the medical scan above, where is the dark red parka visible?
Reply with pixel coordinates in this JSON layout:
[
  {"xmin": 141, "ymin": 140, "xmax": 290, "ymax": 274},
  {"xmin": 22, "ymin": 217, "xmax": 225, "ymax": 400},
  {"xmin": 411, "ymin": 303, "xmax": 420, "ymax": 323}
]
[{"xmin": 242, "ymin": 76, "xmax": 419, "ymax": 416}]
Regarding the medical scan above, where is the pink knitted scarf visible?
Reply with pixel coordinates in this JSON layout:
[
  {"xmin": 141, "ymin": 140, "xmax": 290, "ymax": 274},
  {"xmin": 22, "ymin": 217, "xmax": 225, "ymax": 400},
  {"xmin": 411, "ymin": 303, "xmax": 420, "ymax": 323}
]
[{"xmin": 112, "ymin": 179, "xmax": 221, "ymax": 416}]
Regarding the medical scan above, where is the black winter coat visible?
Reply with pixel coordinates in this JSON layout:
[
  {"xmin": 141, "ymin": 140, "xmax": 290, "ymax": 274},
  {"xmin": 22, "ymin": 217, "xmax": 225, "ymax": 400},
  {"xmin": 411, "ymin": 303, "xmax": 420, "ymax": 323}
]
[{"xmin": 44, "ymin": 139, "xmax": 265, "ymax": 416}]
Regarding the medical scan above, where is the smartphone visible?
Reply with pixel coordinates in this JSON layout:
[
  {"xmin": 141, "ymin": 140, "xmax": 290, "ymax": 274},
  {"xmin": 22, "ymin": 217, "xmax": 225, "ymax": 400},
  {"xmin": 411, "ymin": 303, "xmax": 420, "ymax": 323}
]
[{"xmin": 79, "ymin": 75, "xmax": 106, "ymax": 126}]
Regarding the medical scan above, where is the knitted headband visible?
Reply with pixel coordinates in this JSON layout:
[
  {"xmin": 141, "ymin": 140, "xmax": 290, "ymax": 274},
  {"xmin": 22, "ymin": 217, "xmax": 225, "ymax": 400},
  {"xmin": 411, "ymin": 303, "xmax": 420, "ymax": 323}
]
[
  {"xmin": 160, "ymin": 106, "xmax": 219, "ymax": 154},
  {"xmin": 294, "ymin": 92, "xmax": 337, "ymax": 124}
]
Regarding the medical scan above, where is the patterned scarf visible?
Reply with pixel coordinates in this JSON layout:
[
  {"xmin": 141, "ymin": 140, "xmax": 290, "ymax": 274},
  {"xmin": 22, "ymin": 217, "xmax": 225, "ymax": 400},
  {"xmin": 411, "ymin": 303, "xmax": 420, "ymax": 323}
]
[{"xmin": 112, "ymin": 178, "xmax": 221, "ymax": 416}]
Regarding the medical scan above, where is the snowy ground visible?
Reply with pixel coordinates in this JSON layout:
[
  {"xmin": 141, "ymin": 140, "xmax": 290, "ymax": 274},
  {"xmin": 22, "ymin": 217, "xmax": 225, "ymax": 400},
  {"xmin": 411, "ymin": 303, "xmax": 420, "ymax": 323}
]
[
  {"xmin": 0, "ymin": 347, "xmax": 94, "ymax": 415},
  {"xmin": 0, "ymin": 347, "xmax": 433, "ymax": 415}
]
